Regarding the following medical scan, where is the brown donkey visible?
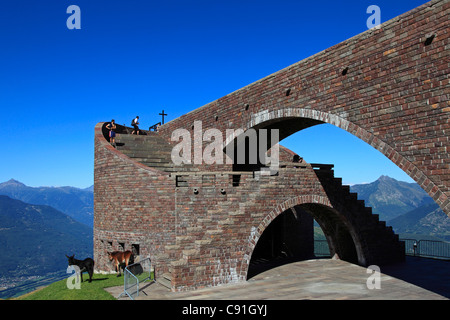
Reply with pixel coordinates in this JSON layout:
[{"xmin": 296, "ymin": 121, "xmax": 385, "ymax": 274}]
[{"xmin": 107, "ymin": 250, "xmax": 134, "ymax": 276}]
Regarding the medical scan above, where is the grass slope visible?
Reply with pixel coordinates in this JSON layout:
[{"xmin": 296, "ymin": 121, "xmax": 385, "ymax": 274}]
[{"xmin": 17, "ymin": 274, "xmax": 124, "ymax": 300}]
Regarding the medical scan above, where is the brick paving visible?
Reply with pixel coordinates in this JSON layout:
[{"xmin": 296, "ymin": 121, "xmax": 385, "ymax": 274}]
[{"xmin": 105, "ymin": 258, "xmax": 448, "ymax": 300}]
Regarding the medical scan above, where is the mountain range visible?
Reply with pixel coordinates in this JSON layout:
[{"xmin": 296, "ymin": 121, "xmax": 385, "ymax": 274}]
[
  {"xmin": 350, "ymin": 175, "xmax": 435, "ymax": 221},
  {"xmin": 0, "ymin": 176, "xmax": 448, "ymax": 297},
  {"xmin": 350, "ymin": 176, "xmax": 449, "ymax": 241},
  {"xmin": 0, "ymin": 179, "xmax": 93, "ymax": 227},
  {"xmin": 388, "ymin": 203, "xmax": 450, "ymax": 240},
  {"xmin": 0, "ymin": 195, "xmax": 92, "ymax": 279}
]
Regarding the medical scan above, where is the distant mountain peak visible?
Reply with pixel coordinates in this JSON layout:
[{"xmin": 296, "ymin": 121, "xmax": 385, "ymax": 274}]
[
  {"xmin": 0, "ymin": 179, "xmax": 93, "ymax": 227},
  {"xmin": 350, "ymin": 175, "xmax": 434, "ymax": 221},
  {"xmin": 83, "ymin": 185, "xmax": 94, "ymax": 192},
  {"xmin": 1, "ymin": 179, "xmax": 26, "ymax": 187}
]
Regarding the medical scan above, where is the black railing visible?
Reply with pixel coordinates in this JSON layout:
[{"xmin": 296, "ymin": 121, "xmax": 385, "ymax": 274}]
[
  {"xmin": 314, "ymin": 240, "xmax": 331, "ymax": 257},
  {"xmin": 400, "ymin": 239, "xmax": 450, "ymax": 260},
  {"xmin": 149, "ymin": 122, "xmax": 161, "ymax": 131},
  {"xmin": 313, "ymin": 239, "xmax": 450, "ymax": 260}
]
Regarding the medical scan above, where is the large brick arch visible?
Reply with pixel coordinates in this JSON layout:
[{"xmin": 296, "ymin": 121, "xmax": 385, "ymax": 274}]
[
  {"xmin": 159, "ymin": 0, "xmax": 450, "ymax": 216},
  {"xmin": 240, "ymin": 194, "xmax": 367, "ymax": 279},
  {"xmin": 224, "ymin": 108, "xmax": 448, "ymax": 217},
  {"xmin": 242, "ymin": 195, "xmax": 332, "ymax": 265}
]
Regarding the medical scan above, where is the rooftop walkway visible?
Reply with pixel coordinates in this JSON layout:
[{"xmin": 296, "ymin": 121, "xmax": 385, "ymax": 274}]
[{"xmin": 106, "ymin": 257, "xmax": 449, "ymax": 300}]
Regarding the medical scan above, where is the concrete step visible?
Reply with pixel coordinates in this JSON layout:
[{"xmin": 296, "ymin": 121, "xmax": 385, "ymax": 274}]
[
  {"xmin": 347, "ymin": 192, "xmax": 358, "ymax": 200},
  {"xmin": 117, "ymin": 143, "xmax": 173, "ymax": 150},
  {"xmin": 134, "ymin": 158, "xmax": 172, "ymax": 164},
  {"xmin": 118, "ymin": 148, "xmax": 173, "ymax": 155},
  {"xmin": 117, "ymin": 146, "xmax": 172, "ymax": 152},
  {"xmin": 114, "ymin": 133, "xmax": 178, "ymax": 171},
  {"xmin": 141, "ymin": 162, "xmax": 173, "ymax": 168},
  {"xmin": 116, "ymin": 136, "xmax": 173, "ymax": 150},
  {"xmin": 122, "ymin": 155, "xmax": 171, "ymax": 162},
  {"xmin": 156, "ymin": 273, "xmax": 172, "ymax": 290}
]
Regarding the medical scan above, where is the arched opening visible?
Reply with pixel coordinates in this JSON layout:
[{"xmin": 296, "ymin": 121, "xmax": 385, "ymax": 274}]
[
  {"xmin": 280, "ymin": 122, "xmax": 449, "ymax": 241},
  {"xmin": 247, "ymin": 203, "xmax": 360, "ymax": 280},
  {"xmin": 223, "ymin": 108, "xmax": 448, "ymax": 219},
  {"xmin": 225, "ymin": 117, "xmax": 322, "ymax": 172},
  {"xmin": 248, "ymin": 207, "xmax": 314, "ymax": 279},
  {"xmin": 229, "ymin": 108, "xmax": 447, "ymax": 280},
  {"xmin": 280, "ymin": 123, "xmax": 415, "ymax": 188},
  {"xmin": 298, "ymin": 203, "xmax": 360, "ymax": 265}
]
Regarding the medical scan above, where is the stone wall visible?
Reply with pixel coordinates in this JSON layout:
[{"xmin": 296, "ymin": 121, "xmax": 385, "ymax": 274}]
[
  {"xmin": 94, "ymin": 121, "xmax": 403, "ymax": 290},
  {"xmin": 158, "ymin": 0, "xmax": 450, "ymax": 216},
  {"xmin": 93, "ymin": 0, "xmax": 449, "ymax": 291},
  {"xmin": 93, "ymin": 123, "xmax": 176, "ymax": 275}
]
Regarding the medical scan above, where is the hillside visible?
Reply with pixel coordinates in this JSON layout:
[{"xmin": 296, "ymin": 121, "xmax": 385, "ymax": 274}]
[
  {"xmin": 0, "ymin": 179, "xmax": 93, "ymax": 227},
  {"xmin": 350, "ymin": 176, "xmax": 449, "ymax": 240},
  {"xmin": 389, "ymin": 203, "xmax": 450, "ymax": 241},
  {"xmin": 1, "ymin": 175, "xmax": 448, "ymax": 299},
  {"xmin": 350, "ymin": 175, "xmax": 434, "ymax": 221},
  {"xmin": 0, "ymin": 196, "xmax": 93, "ymax": 280}
]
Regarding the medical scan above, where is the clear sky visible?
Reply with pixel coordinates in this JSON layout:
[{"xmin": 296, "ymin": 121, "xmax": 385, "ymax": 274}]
[{"xmin": 0, "ymin": 0, "xmax": 429, "ymax": 188}]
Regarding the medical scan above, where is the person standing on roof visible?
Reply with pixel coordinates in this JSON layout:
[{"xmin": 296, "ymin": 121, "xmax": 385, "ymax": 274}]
[
  {"xmin": 131, "ymin": 116, "xmax": 140, "ymax": 135},
  {"xmin": 106, "ymin": 119, "xmax": 117, "ymax": 147}
]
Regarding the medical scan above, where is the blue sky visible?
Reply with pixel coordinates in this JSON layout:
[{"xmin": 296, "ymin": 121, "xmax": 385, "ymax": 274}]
[{"xmin": 0, "ymin": 0, "xmax": 428, "ymax": 188}]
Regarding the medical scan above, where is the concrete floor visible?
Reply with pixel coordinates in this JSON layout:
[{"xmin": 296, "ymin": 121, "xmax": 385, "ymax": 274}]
[{"xmin": 105, "ymin": 257, "xmax": 449, "ymax": 300}]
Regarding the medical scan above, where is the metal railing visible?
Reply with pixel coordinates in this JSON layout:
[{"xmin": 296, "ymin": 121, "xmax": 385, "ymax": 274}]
[
  {"xmin": 314, "ymin": 240, "xmax": 331, "ymax": 257},
  {"xmin": 149, "ymin": 122, "xmax": 161, "ymax": 131},
  {"xmin": 313, "ymin": 239, "xmax": 450, "ymax": 260},
  {"xmin": 400, "ymin": 239, "xmax": 450, "ymax": 260},
  {"xmin": 119, "ymin": 257, "xmax": 154, "ymax": 300}
]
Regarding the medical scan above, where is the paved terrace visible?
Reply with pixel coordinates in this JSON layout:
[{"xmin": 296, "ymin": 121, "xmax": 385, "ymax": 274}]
[{"xmin": 106, "ymin": 257, "xmax": 449, "ymax": 300}]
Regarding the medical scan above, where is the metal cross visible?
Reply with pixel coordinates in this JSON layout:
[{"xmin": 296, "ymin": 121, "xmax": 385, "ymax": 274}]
[{"xmin": 159, "ymin": 109, "xmax": 168, "ymax": 124}]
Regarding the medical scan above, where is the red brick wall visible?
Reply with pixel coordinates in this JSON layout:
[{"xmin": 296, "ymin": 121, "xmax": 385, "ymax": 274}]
[
  {"xmin": 94, "ymin": 0, "xmax": 446, "ymax": 291},
  {"xmin": 95, "ymin": 118, "xmax": 403, "ymax": 290},
  {"xmin": 158, "ymin": 0, "xmax": 450, "ymax": 216},
  {"xmin": 93, "ymin": 123, "xmax": 176, "ymax": 274}
]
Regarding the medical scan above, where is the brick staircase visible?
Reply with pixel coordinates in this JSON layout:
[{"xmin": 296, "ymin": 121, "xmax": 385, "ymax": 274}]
[
  {"xmin": 311, "ymin": 164, "xmax": 405, "ymax": 265},
  {"xmin": 165, "ymin": 164, "xmax": 404, "ymax": 290},
  {"xmin": 112, "ymin": 133, "xmax": 404, "ymax": 290},
  {"xmin": 115, "ymin": 133, "xmax": 197, "ymax": 173}
]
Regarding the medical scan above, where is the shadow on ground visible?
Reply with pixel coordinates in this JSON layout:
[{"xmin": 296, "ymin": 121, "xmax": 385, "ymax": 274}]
[
  {"xmin": 248, "ymin": 255, "xmax": 450, "ymax": 298},
  {"xmin": 381, "ymin": 256, "xmax": 450, "ymax": 299}
]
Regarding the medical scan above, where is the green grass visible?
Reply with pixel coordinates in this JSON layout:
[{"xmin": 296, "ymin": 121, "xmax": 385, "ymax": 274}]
[{"xmin": 16, "ymin": 273, "xmax": 126, "ymax": 300}]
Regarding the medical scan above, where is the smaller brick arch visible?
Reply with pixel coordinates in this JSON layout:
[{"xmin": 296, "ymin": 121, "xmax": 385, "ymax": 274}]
[
  {"xmin": 241, "ymin": 194, "xmax": 367, "ymax": 280},
  {"xmin": 223, "ymin": 108, "xmax": 448, "ymax": 217}
]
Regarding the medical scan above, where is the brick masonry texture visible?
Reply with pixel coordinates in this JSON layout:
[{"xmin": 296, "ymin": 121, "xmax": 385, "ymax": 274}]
[
  {"xmin": 157, "ymin": 0, "xmax": 450, "ymax": 216},
  {"xmin": 94, "ymin": 0, "xmax": 448, "ymax": 291},
  {"xmin": 94, "ymin": 126, "xmax": 404, "ymax": 290}
]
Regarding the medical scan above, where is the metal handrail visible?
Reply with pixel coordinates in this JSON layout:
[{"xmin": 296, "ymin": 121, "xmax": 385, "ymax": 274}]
[
  {"xmin": 119, "ymin": 257, "xmax": 154, "ymax": 300},
  {"xmin": 400, "ymin": 239, "xmax": 450, "ymax": 260},
  {"xmin": 314, "ymin": 239, "xmax": 331, "ymax": 257},
  {"xmin": 149, "ymin": 122, "xmax": 161, "ymax": 131},
  {"xmin": 312, "ymin": 238, "xmax": 450, "ymax": 260}
]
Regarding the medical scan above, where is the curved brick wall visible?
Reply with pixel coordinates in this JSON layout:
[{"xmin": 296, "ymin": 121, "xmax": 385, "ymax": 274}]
[{"xmin": 94, "ymin": 122, "xmax": 176, "ymax": 274}]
